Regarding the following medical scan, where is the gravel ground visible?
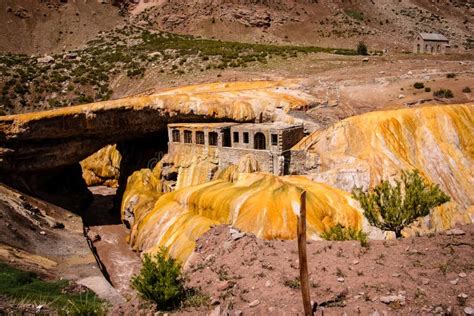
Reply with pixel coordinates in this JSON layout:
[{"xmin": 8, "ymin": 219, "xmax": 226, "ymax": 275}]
[{"xmin": 178, "ymin": 224, "xmax": 474, "ymax": 315}]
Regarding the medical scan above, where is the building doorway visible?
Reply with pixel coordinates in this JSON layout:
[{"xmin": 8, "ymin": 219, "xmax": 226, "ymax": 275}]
[
  {"xmin": 222, "ymin": 129, "xmax": 231, "ymax": 147},
  {"xmin": 254, "ymin": 132, "xmax": 266, "ymax": 150}
]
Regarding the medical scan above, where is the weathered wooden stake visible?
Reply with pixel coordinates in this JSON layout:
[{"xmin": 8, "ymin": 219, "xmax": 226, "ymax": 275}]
[{"xmin": 297, "ymin": 191, "xmax": 313, "ymax": 316}]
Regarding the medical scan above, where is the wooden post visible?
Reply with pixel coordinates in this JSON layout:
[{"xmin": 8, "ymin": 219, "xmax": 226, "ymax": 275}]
[{"xmin": 298, "ymin": 191, "xmax": 313, "ymax": 316}]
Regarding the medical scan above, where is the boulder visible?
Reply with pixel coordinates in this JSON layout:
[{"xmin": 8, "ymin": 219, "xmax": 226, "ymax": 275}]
[{"xmin": 37, "ymin": 56, "xmax": 55, "ymax": 64}]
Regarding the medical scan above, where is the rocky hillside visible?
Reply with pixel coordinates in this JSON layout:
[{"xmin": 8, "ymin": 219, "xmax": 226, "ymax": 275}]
[
  {"xmin": 0, "ymin": 0, "xmax": 125, "ymax": 54},
  {"xmin": 130, "ymin": 0, "xmax": 473, "ymax": 51},
  {"xmin": 1, "ymin": 0, "xmax": 472, "ymax": 55}
]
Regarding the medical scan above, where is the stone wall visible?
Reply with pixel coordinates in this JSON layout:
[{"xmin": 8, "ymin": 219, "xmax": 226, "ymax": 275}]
[
  {"xmin": 218, "ymin": 147, "xmax": 274, "ymax": 173},
  {"xmin": 414, "ymin": 39, "xmax": 449, "ymax": 54},
  {"xmin": 281, "ymin": 126, "xmax": 305, "ymax": 150}
]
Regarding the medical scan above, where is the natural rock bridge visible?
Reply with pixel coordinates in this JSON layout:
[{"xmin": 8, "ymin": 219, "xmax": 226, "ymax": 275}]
[{"xmin": 0, "ymin": 80, "xmax": 315, "ymax": 210}]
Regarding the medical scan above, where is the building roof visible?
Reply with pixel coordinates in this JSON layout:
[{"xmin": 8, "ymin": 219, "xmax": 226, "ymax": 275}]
[
  {"xmin": 168, "ymin": 122, "xmax": 239, "ymax": 129},
  {"xmin": 168, "ymin": 122, "xmax": 303, "ymax": 131},
  {"xmin": 419, "ymin": 32, "xmax": 449, "ymax": 42},
  {"xmin": 235, "ymin": 122, "xmax": 303, "ymax": 131}
]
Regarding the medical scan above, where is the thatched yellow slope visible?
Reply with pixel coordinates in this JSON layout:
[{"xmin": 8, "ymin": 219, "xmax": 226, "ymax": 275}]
[{"xmin": 122, "ymin": 172, "xmax": 362, "ymax": 263}]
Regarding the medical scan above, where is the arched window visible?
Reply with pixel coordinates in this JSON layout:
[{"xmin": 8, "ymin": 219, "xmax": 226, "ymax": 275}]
[
  {"xmin": 254, "ymin": 132, "xmax": 266, "ymax": 150},
  {"xmin": 172, "ymin": 129, "xmax": 180, "ymax": 142}
]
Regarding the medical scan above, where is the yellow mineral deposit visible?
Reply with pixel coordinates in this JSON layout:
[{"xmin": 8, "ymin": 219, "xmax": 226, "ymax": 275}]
[
  {"xmin": 122, "ymin": 172, "xmax": 363, "ymax": 263},
  {"xmin": 122, "ymin": 103, "xmax": 473, "ymax": 263},
  {"xmin": 80, "ymin": 144, "xmax": 122, "ymax": 187},
  {"xmin": 0, "ymin": 80, "xmax": 314, "ymax": 124},
  {"xmin": 297, "ymin": 104, "xmax": 474, "ymax": 210}
]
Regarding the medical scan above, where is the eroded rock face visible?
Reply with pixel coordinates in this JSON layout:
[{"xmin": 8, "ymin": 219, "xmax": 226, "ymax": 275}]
[
  {"xmin": 0, "ymin": 80, "xmax": 313, "ymax": 173},
  {"xmin": 294, "ymin": 103, "xmax": 474, "ymax": 210},
  {"xmin": 80, "ymin": 145, "xmax": 122, "ymax": 187},
  {"xmin": 122, "ymin": 170, "xmax": 364, "ymax": 262},
  {"xmin": 0, "ymin": 80, "xmax": 313, "ymax": 209}
]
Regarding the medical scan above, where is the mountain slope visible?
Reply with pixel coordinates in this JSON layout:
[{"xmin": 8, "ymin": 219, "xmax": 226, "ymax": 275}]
[
  {"xmin": 0, "ymin": 0, "xmax": 123, "ymax": 54},
  {"xmin": 131, "ymin": 0, "xmax": 473, "ymax": 51}
]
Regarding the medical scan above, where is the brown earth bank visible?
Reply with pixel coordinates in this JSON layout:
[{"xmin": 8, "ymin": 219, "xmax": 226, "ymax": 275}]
[
  {"xmin": 0, "ymin": 183, "xmax": 99, "ymax": 280},
  {"xmin": 113, "ymin": 224, "xmax": 474, "ymax": 315},
  {"xmin": 0, "ymin": 183, "xmax": 126, "ymax": 309}
]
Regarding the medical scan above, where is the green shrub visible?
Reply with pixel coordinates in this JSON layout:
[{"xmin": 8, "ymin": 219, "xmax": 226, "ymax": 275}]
[
  {"xmin": 345, "ymin": 9, "xmax": 364, "ymax": 21},
  {"xmin": 321, "ymin": 224, "xmax": 368, "ymax": 247},
  {"xmin": 182, "ymin": 288, "xmax": 210, "ymax": 308},
  {"xmin": 424, "ymin": 87, "xmax": 431, "ymax": 92},
  {"xmin": 131, "ymin": 248, "xmax": 186, "ymax": 311},
  {"xmin": 413, "ymin": 82, "xmax": 424, "ymax": 89},
  {"xmin": 433, "ymin": 88, "xmax": 454, "ymax": 98},
  {"xmin": 284, "ymin": 278, "xmax": 301, "ymax": 289},
  {"xmin": 462, "ymin": 86, "xmax": 471, "ymax": 93},
  {"xmin": 357, "ymin": 42, "xmax": 368, "ymax": 55},
  {"xmin": 352, "ymin": 170, "xmax": 450, "ymax": 237}
]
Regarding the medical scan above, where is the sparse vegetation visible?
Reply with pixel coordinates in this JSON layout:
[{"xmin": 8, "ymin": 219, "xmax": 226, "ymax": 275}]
[
  {"xmin": 0, "ymin": 25, "xmax": 357, "ymax": 115},
  {"xmin": 182, "ymin": 288, "xmax": 210, "ymax": 308},
  {"xmin": 131, "ymin": 248, "xmax": 186, "ymax": 311},
  {"xmin": 433, "ymin": 88, "xmax": 454, "ymax": 98},
  {"xmin": 424, "ymin": 87, "xmax": 431, "ymax": 92},
  {"xmin": 352, "ymin": 170, "xmax": 450, "ymax": 238},
  {"xmin": 446, "ymin": 73, "xmax": 456, "ymax": 79},
  {"xmin": 413, "ymin": 82, "xmax": 424, "ymax": 89},
  {"xmin": 0, "ymin": 263, "xmax": 105, "ymax": 314},
  {"xmin": 462, "ymin": 86, "xmax": 471, "ymax": 93},
  {"xmin": 345, "ymin": 9, "xmax": 364, "ymax": 21},
  {"xmin": 321, "ymin": 224, "xmax": 368, "ymax": 247},
  {"xmin": 357, "ymin": 41, "xmax": 368, "ymax": 55},
  {"xmin": 284, "ymin": 277, "xmax": 301, "ymax": 289}
]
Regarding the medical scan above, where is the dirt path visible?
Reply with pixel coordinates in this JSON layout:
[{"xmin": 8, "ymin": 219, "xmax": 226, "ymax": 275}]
[{"xmin": 83, "ymin": 186, "xmax": 141, "ymax": 298}]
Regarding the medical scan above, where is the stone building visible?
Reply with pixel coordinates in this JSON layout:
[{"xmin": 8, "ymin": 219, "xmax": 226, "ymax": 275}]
[
  {"xmin": 167, "ymin": 122, "xmax": 305, "ymax": 176},
  {"xmin": 414, "ymin": 32, "xmax": 449, "ymax": 54}
]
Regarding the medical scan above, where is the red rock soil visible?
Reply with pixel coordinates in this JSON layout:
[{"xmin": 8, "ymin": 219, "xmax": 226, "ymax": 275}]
[
  {"xmin": 171, "ymin": 225, "xmax": 474, "ymax": 315},
  {"xmin": 88, "ymin": 184, "xmax": 473, "ymax": 315}
]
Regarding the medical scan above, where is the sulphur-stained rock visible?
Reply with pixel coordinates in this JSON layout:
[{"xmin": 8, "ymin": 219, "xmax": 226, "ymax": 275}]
[
  {"xmin": 80, "ymin": 144, "xmax": 121, "ymax": 187},
  {"xmin": 214, "ymin": 154, "xmax": 261, "ymax": 183},
  {"xmin": 122, "ymin": 172, "xmax": 364, "ymax": 263},
  {"xmin": 0, "ymin": 80, "xmax": 314, "ymax": 208},
  {"xmin": 120, "ymin": 165, "xmax": 163, "ymax": 228},
  {"xmin": 401, "ymin": 202, "xmax": 473, "ymax": 238},
  {"xmin": 0, "ymin": 80, "xmax": 314, "ymax": 173},
  {"xmin": 296, "ymin": 104, "xmax": 474, "ymax": 212}
]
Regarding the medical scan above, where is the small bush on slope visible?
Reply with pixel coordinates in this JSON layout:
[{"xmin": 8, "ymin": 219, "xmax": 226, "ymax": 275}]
[
  {"xmin": 357, "ymin": 42, "xmax": 368, "ymax": 55},
  {"xmin": 433, "ymin": 88, "xmax": 454, "ymax": 98},
  {"xmin": 131, "ymin": 248, "xmax": 186, "ymax": 310},
  {"xmin": 321, "ymin": 224, "xmax": 368, "ymax": 247},
  {"xmin": 352, "ymin": 170, "xmax": 450, "ymax": 237}
]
